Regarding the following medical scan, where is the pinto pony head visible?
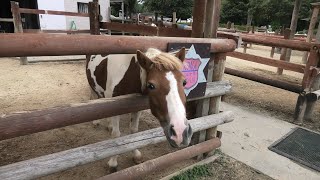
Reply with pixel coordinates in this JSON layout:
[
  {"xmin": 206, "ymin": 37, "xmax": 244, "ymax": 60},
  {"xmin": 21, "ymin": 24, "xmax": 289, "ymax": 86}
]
[{"xmin": 136, "ymin": 48, "xmax": 192, "ymax": 147}]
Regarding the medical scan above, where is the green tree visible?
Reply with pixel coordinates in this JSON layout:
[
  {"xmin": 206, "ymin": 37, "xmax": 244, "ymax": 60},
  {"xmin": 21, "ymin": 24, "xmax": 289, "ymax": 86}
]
[
  {"xmin": 142, "ymin": 0, "xmax": 193, "ymax": 20},
  {"xmin": 247, "ymin": 0, "xmax": 268, "ymax": 26},
  {"xmin": 220, "ymin": 0, "xmax": 249, "ymax": 25}
]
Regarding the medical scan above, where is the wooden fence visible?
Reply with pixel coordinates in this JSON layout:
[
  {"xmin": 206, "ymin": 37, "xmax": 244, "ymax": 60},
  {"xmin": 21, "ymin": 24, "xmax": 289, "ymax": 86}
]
[
  {"xmin": 96, "ymin": 20, "xmax": 320, "ymax": 122},
  {"xmin": 9, "ymin": 1, "xmax": 92, "ymax": 65},
  {"xmin": 0, "ymin": 33, "xmax": 237, "ymax": 179}
]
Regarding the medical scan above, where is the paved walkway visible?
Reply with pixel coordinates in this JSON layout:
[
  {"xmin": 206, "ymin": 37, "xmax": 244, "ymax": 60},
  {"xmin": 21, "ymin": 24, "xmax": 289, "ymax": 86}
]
[{"xmin": 219, "ymin": 102, "xmax": 320, "ymax": 180}]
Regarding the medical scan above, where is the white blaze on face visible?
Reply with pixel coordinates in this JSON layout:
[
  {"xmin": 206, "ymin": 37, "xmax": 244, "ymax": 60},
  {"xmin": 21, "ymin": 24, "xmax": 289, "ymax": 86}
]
[{"xmin": 165, "ymin": 72, "xmax": 187, "ymax": 145}]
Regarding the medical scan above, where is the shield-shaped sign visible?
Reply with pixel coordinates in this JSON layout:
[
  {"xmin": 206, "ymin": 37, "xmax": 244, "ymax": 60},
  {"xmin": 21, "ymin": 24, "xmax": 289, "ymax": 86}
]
[
  {"xmin": 182, "ymin": 58, "xmax": 201, "ymax": 89},
  {"xmin": 168, "ymin": 43, "xmax": 210, "ymax": 99}
]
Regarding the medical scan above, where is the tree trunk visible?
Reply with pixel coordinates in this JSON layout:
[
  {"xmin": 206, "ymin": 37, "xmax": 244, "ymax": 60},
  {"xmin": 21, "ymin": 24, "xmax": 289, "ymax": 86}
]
[
  {"xmin": 286, "ymin": 0, "xmax": 303, "ymax": 62},
  {"xmin": 246, "ymin": 12, "xmax": 253, "ymax": 27}
]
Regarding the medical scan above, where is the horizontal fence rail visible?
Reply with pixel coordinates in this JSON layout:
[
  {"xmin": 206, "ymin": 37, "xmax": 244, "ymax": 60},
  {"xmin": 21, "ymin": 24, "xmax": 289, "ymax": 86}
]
[
  {"xmin": 0, "ymin": 34, "xmax": 237, "ymax": 57},
  {"xmin": 99, "ymin": 138, "xmax": 221, "ymax": 180},
  {"xmin": 101, "ymin": 22, "xmax": 192, "ymax": 37},
  {"xmin": 0, "ymin": 81, "xmax": 232, "ymax": 141},
  {"xmin": 19, "ymin": 8, "xmax": 89, "ymax": 17},
  {"xmin": 240, "ymin": 33, "xmax": 311, "ymax": 51},
  {"xmin": 225, "ymin": 68, "xmax": 303, "ymax": 93},
  {"xmin": 23, "ymin": 29, "xmax": 91, "ymax": 34},
  {"xmin": 0, "ymin": 111, "xmax": 234, "ymax": 180},
  {"xmin": 228, "ymin": 51, "xmax": 305, "ymax": 73}
]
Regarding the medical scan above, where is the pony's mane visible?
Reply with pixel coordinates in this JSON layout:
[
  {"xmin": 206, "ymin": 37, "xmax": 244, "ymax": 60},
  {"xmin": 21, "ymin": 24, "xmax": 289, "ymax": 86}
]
[{"xmin": 145, "ymin": 48, "xmax": 183, "ymax": 71}]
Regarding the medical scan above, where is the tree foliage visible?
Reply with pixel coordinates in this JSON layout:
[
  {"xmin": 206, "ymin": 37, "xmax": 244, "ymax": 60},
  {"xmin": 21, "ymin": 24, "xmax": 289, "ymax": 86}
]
[
  {"xmin": 221, "ymin": 0, "xmax": 249, "ymax": 25},
  {"xmin": 141, "ymin": 0, "xmax": 193, "ymax": 20},
  {"xmin": 220, "ymin": 0, "xmax": 319, "ymax": 31}
]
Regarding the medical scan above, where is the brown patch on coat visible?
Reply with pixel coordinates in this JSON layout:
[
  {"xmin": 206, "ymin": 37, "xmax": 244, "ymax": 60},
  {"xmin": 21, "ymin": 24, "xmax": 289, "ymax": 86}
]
[
  {"xmin": 113, "ymin": 56, "xmax": 142, "ymax": 97},
  {"xmin": 86, "ymin": 55, "xmax": 108, "ymax": 98}
]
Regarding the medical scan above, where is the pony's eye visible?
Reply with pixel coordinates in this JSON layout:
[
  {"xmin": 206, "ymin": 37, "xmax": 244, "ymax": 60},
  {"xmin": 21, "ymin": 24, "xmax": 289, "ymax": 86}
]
[
  {"xmin": 147, "ymin": 82, "xmax": 156, "ymax": 90},
  {"xmin": 183, "ymin": 80, "xmax": 187, "ymax": 86}
]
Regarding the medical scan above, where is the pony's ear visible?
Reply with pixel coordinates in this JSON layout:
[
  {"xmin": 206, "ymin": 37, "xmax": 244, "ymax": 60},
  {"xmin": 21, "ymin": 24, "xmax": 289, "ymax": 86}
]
[
  {"xmin": 137, "ymin": 50, "xmax": 153, "ymax": 70},
  {"xmin": 175, "ymin": 47, "xmax": 186, "ymax": 62}
]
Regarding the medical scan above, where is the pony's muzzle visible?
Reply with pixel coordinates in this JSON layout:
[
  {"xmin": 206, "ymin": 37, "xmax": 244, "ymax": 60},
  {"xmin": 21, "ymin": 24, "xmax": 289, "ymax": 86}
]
[{"xmin": 167, "ymin": 123, "xmax": 193, "ymax": 148}]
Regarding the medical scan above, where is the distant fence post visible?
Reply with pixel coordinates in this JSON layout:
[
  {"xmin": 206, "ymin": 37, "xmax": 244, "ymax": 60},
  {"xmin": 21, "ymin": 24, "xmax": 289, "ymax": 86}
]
[
  {"xmin": 10, "ymin": 1, "xmax": 28, "ymax": 65},
  {"xmin": 243, "ymin": 43, "xmax": 248, "ymax": 53},
  {"xmin": 295, "ymin": 44, "xmax": 320, "ymax": 123},
  {"xmin": 89, "ymin": 0, "xmax": 100, "ymax": 35},
  {"xmin": 277, "ymin": 28, "xmax": 291, "ymax": 75},
  {"xmin": 270, "ymin": 30, "xmax": 279, "ymax": 58},
  {"xmin": 87, "ymin": 0, "xmax": 100, "ymax": 62},
  {"xmin": 191, "ymin": 0, "xmax": 206, "ymax": 38},
  {"xmin": 211, "ymin": 0, "xmax": 221, "ymax": 38},
  {"xmin": 172, "ymin": 12, "xmax": 177, "ymax": 24},
  {"xmin": 302, "ymin": 4, "xmax": 320, "ymax": 64}
]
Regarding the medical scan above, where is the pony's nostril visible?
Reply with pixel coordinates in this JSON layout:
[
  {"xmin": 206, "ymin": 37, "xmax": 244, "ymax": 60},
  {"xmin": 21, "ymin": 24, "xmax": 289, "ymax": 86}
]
[
  {"xmin": 170, "ymin": 125, "xmax": 176, "ymax": 137},
  {"xmin": 187, "ymin": 124, "xmax": 193, "ymax": 136}
]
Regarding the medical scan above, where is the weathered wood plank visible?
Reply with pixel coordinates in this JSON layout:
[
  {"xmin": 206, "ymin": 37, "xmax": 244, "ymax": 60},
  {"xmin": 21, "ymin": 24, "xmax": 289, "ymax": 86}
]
[
  {"xmin": 227, "ymin": 51, "xmax": 305, "ymax": 73},
  {"xmin": 0, "ymin": 34, "xmax": 237, "ymax": 57},
  {"xmin": 207, "ymin": 52, "xmax": 226, "ymax": 156},
  {"xmin": 0, "ymin": 81, "xmax": 232, "ymax": 141},
  {"xmin": 19, "ymin": 8, "xmax": 89, "ymax": 17},
  {"xmin": 0, "ymin": 111, "xmax": 234, "ymax": 180},
  {"xmin": 99, "ymin": 138, "xmax": 221, "ymax": 180}
]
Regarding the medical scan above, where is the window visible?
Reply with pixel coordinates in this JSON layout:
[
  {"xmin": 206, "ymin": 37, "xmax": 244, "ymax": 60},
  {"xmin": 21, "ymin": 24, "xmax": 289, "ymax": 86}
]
[{"xmin": 77, "ymin": 2, "xmax": 89, "ymax": 13}]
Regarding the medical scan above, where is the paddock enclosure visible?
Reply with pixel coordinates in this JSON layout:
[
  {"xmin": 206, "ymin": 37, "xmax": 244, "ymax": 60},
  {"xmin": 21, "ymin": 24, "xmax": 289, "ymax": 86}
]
[
  {"xmin": 0, "ymin": 2, "xmax": 238, "ymax": 176},
  {"xmin": 1, "ymin": 0, "xmax": 320, "ymax": 179}
]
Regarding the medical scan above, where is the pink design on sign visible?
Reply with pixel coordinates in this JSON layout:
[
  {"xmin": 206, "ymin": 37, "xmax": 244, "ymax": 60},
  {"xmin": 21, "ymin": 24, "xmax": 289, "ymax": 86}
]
[{"xmin": 182, "ymin": 58, "xmax": 201, "ymax": 89}]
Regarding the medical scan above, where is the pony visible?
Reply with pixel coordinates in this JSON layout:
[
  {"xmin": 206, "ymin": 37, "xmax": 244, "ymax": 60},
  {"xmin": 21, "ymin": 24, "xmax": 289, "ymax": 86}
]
[{"xmin": 86, "ymin": 47, "xmax": 192, "ymax": 171}]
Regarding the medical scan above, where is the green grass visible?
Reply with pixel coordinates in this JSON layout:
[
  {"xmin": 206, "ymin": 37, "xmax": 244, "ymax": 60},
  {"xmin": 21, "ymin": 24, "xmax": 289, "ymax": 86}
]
[{"xmin": 170, "ymin": 164, "xmax": 213, "ymax": 180}]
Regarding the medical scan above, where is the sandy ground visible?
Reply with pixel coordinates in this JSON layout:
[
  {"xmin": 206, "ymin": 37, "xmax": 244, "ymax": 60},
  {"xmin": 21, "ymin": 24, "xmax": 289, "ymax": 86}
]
[
  {"xmin": 225, "ymin": 45, "xmax": 320, "ymax": 132},
  {"xmin": 0, "ymin": 45, "xmax": 319, "ymax": 179}
]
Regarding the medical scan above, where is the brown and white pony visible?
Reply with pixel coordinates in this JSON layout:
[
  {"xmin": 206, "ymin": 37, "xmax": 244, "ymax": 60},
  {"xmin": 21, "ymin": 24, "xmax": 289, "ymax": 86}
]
[{"xmin": 86, "ymin": 48, "xmax": 192, "ymax": 171}]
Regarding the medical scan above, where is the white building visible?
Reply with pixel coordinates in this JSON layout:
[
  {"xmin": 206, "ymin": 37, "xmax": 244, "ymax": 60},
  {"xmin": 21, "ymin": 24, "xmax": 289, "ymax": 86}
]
[
  {"xmin": 0, "ymin": 0, "xmax": 110, "ymax": 32},
  {"xmin": 38, "ymin": 0, "xmax": 110, "ymax": 30}
]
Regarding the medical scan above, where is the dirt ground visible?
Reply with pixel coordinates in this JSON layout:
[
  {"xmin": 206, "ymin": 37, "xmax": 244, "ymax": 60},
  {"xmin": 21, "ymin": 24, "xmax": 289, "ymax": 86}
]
[
  {"xmin": 0, "ymin": 45, "xmax": 318, "ymax": 179},
  {"xmin": 224, "ymin": 45, "xmax": 320, "ymax": 132}
]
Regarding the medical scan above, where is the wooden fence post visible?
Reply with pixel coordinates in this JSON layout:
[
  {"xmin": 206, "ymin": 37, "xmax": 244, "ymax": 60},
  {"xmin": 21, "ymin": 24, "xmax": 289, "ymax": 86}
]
[
  {"xmin": 10, "ymin": 1, "xmax": 28, "ymax": 65},
  {"xmin": 243, "ymin": 43, "xmax": 248, "ymax": 53},
  {"xmin": 204, "ymin": 0, "xmax": 214, "ymax": 38},
  {"xmin": 302, "ymin": 5, "xmax": 319, "ymax": 64},
  {"xmin": 87, "ymin": 0, "xmax": 100, "ymax": 62},
  {"xmin": 172, "ymin": 12, "xmax": 177, "ymax": 24},
  {"xmin": 191, "ymin": 0, "xmax": 207, "ymax": 160},
  {"xmin": 195, "ymin": 57, "xmax": 214, "ymax": 160},
  {"xmin": 206, "ymin": 53, "xmax": 226, "ymax": 156},
  {"xmin": 277, "ymin": 28, "xmax": 291, "ymax": 75},
  {"xmin": 89, "ymin": 0, "xmax": 100, "ymax": 35},
  {"xmin": 191, "ymin": 0, "xmax": 206, "ymax": 38},
  {"xmin": 211, "ymin": 0, "xmax": 221, "ymax": 38},
  {"xmin": 304, "ymin": 73, "xmax": 320, "ymax": 121},
  {"xmin": 226, "ymin": 21, "xmax": 231, "ymax": 29},
  {"xmin": 285, "ymin": 0, "xmax": 302, "ymax": 62},
  {"xmin": 302, "ymin": 45, "xmax": 319, "ymax": 89},
  {"xmin": 270, "ymin": 30, "xmax": 279, "ymax": 58},
  {"xmin": 295, "ymin": 45, "xmax": 320, "ymax": 123}
]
